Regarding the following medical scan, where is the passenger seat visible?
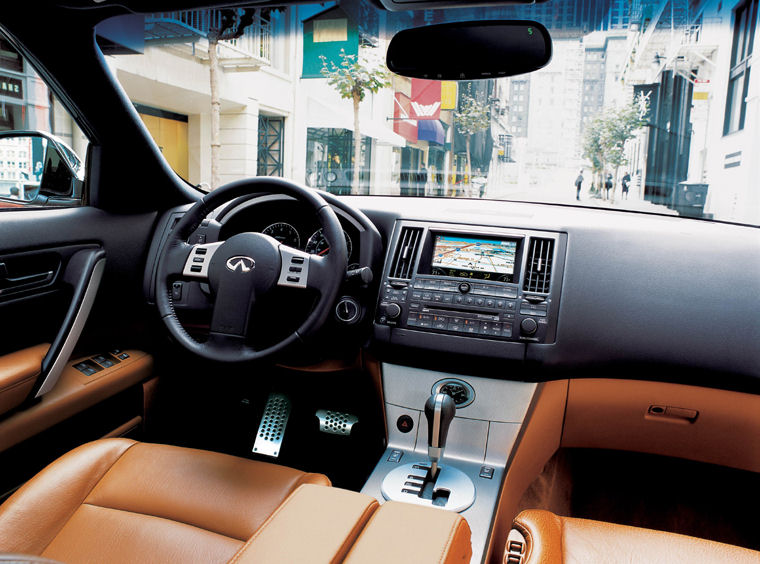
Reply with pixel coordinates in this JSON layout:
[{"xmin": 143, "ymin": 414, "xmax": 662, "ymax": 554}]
[{"xmin": 505, "ymin": 509, "xmax": 760, "ymax": 563}]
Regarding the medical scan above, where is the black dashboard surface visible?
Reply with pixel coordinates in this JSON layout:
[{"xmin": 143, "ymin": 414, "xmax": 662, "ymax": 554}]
[
  {"xmin": 343, "ymin": 196, "xmax": 760, "ymax": 381},
  {"xmin": 145, "ymin": 193, "xmax": 760, "ymax": 385}
]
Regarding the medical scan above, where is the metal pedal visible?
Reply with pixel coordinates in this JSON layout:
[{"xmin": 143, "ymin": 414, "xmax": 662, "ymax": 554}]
[
  {"xmin": 316, "ymin": 409, "xmax": 359, "ymax": 436},
  {"xmin": 252, "ymin": 393, "xmax": 291, "ymax": 458}
]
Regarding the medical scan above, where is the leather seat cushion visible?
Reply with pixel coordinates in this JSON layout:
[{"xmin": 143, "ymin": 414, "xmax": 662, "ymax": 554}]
[
  {"xmin": 510, "ymin": 509, "xmax": 760, "ymax": 564},
  {"xmin": 0, "ymin": 439, "xmax": 329, "ymax": 563}
]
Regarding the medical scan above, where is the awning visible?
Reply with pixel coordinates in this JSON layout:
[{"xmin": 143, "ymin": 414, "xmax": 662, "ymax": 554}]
[
  {"xmin": 307, "ymin": 97, "xmax": 406, "ymax": 147},
  {"xmin": 418, "ymin": 120, "xmax": 445, "ymax": 145}
]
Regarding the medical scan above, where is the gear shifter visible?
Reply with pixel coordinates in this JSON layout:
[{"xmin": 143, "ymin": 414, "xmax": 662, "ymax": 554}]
[{"xmin": 424, "ymin": 392, "xmax": 456, "ymax": 478}]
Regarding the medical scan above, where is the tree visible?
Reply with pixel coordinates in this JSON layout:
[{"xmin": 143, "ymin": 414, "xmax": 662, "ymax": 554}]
[
  {"xmin": 453, "ymin": 94, "xmax": 491, "ymax": 194},
  {"xmin": 320, "ymin": 49, "xmax": 390, "ymax": 195},
  {"xmin": 582, "ymin": 97, "xmax": 647, "ymax": 201},
  {"xmin": 207, "ymin": 8, "xmax": 258, "ymax": 190},
  {"xmin": 582, "ymin": 116, "xmax": 605, "ymax": 195}
]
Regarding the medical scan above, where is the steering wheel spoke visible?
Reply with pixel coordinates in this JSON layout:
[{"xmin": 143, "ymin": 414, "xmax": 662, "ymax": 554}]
[
  {"xmin": 182, "ymin": 241, "xmax": 224, "ymax": 281},
  {"xmin": 277, "ymin": 245, "xmax": 330, "ymax": 292}
]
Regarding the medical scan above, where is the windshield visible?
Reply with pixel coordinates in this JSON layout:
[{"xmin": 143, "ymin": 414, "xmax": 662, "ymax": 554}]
[{"xmin": 97, "ymin": 0, "xmax": 759, "ymax": 225}]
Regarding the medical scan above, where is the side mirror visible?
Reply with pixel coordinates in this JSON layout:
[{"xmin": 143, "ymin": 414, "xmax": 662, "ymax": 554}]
[{"xmin": 0, "ymin": 131, "xmax": 83, "ymax": 207}]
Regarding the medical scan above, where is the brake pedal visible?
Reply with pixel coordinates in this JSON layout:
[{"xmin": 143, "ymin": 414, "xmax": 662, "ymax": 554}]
[
  {"xmin": 252, "ymin": 393, "xmax": 291, "ymax": 458},
  {"xmin": 316, "ymin": 409, "xmax": 359, "ymax": 436}
]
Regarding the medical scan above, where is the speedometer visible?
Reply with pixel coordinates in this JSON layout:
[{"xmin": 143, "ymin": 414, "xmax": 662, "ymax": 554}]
[
  {"xmin": 262, "ymin": 222, "xmax": 300, "ymax": 248},
  {"xmin": 305, "ymin": 229, "xmax": 352, "ymax": 258}
]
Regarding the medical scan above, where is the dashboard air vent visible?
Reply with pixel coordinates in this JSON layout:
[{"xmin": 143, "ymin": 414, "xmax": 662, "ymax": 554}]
[
  {"xmin": 523, "ymin": 237, "xmax": 554, "ymax": 293},
  {"xmin": 390, "ymin": 226, "xmax": 423, "ymax": 279}
]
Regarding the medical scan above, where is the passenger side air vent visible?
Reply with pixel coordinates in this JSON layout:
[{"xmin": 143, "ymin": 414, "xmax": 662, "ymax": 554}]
[
  {"xmin": 523, "ymin": 237, "xmax": 554, "ymax": 293},
  {"xmin": 390, "ymin": 226, "xmax": 423, "ymax": 279}
]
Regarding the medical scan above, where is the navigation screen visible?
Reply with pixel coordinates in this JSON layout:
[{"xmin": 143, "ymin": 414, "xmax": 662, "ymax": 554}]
[{"xmin": 431, "ymin": 235, "xmax": 518, "ymax": 281}]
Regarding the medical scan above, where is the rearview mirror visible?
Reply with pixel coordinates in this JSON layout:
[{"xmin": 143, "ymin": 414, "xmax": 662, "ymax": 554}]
[
  {"xmin": 0, "ymin": 131, "xmax": 83, "ymax": 206},
  {"xmin": 387, "ymin": 21, "xmax": 552, "ymax": 80}
]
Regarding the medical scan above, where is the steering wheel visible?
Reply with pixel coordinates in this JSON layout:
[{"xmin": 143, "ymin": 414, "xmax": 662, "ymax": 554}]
[{"xmin": 156, "ymin": 177, "xmax": 347, "ymax": 362}]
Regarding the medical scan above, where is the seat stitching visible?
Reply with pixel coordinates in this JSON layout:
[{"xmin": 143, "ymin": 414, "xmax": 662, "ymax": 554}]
[
  {"xmin": 77, "ymin": 503, "xmax": 244, "ymax": 542},
  {"xmin": 330, "ymin": 499, "xmax": 379, "ymax": 563},
  {"xmin": 37, "ymin": 441, "xmax": 138, "ymax": 554},
  {"xmin": 438, "ymin": 518, "xmax": 464, "ymax": 564},
  {"xmin": 227, "ymin": 484, "xmax": 306, "ymax": 564},
  {"xmin": 80, "ymin": 502, "xmax": 250, "ymax": 542}
]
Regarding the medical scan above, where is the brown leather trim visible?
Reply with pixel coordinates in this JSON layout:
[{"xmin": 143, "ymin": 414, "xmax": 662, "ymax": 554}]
[
  {"xmin": 343, "ymin": 500, "xmax": 472, "ymax": 563},
  {"xmin": 562, "ymin": 379, "xmax": 760, "ymax": 472},
  {"xmin": 229, "ymin": 484, "xmax": 379, "ymax": 564},
  {"xmin": 0, "ymin": 344, "xmax": 49, "ymax": 417},
  {"xmin": 485, "ymin": 380, "xmax": 568, "ymax": 564},
  {"xmin": 0, "ymin": 439, "xmax": 332, "ymax": 561},
  {"xmin": 141, "ymin": 376, "xmax": 159, "ymax": 430},
  {"xmin": 0, "ymin": 351, "xmax": 153, "ymax": 453},
  {"xmin": 100, "ymin": 415, "xmax": 142, "ymax": 439},
  {"xmin": 511, "ymin": 509, "xmax": 760, "ymax": 564},
  {"xmin": 0, "ymin": 438, "xmax": 137, "ymax": 555}
]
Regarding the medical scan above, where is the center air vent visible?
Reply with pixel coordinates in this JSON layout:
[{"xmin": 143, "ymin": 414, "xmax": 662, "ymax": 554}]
[
  {"xmin": 523, "ymin": 237, "xmax": 555, "ymax": 293},
  {"xmin": 390, "ymin": 226, "xmax": 423, "ymax": 279}
]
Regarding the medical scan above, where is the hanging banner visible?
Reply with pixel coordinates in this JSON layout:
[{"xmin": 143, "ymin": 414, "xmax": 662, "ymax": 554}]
[
  {"xmin": 441, "ymin": 81, "xmax": 457, "ymax": 110},
  {"xmin": 410, "ymin": 78, "xmax": 441, "ymax": 120},
  {"xmin": 393, "ymin": 92, "xmax": 417, "ymax": 143}
]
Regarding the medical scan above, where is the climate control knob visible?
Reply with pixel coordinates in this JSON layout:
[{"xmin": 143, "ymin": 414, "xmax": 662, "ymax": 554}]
[
  {"xmin": 520, "ymin": 317, "xmax": 538, "ymax": 336},
  {"xmin": 384, "ymin": 302, "xmax": 402, "ymax": 320}
]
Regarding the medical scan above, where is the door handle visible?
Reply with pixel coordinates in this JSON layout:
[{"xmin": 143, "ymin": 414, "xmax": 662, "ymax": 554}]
[{"xmin": 0, "ymin": 270, "xmax": 55, "ymax": 294}]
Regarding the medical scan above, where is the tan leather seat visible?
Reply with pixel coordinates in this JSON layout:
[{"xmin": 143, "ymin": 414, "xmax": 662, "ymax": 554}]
[
  {"xmin": 506, "ymin": 509, "xmax": 760, "ymax": 564},
  {"xmin": 0, "ymin": 439, "xmax": 329, "ymax": 563}
]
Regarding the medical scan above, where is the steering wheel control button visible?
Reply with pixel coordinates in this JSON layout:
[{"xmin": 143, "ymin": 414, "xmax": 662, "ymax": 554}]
[
  {"xmin": 387, "ymin": 449, "xmax": 404, "ymax": 463},
  {"xmin": 458, "ymin": 282, "xmax": 471, "ymax": 293},
  {"xmin": 183, "ymin": 241, "xmax": 224, "ymax": 279},
  {"xmin": 278, "ymin": 246, "xmax": 311, "ymax": 289},
  {"xmin": 396, "ymin": 414, "xmax": 414, "ymax": 433}
]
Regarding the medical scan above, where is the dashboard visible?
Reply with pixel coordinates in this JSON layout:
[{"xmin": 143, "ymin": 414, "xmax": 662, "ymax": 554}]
[{"xmin": 145, "ymin": 191, "xmax": 760, "ymax": 386}]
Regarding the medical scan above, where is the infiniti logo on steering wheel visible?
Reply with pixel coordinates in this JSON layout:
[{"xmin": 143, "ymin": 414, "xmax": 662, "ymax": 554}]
[{"xmin": 226, "ymin": 256, "xmax": 256, "ymax": 273}]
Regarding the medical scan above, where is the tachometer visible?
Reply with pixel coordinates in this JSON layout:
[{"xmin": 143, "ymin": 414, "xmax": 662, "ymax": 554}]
[
  {"xmin": 262, "ymin": 222, "xmax": 300, "ymax": 248},
  {"xmin": 305, "ymin": 228, "xmax": 352, "ymax": 258}
]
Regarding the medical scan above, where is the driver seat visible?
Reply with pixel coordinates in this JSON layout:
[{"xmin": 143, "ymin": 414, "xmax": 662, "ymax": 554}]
[{"xmin": 0, "ymin": 439, "xmax": 330, "ymax": 563}]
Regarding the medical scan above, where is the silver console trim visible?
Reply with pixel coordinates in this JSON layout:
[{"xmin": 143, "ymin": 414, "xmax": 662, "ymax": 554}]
[
  {"xmin": 361, "ymin": 363, "xmax": 539, "ymax": 564},
  {"xmin": 381, "ymin": 461, "xmax": 476, "ymax": 513}
]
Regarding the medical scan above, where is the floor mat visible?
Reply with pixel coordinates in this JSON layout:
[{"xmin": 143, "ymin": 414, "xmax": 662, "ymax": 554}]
[{"xmin": 516, "ymin": 448, "xmax": 760, "ymax": 551}]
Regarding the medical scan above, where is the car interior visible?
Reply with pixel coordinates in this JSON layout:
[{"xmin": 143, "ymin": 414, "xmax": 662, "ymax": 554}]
[{"xmin": 0, "ymin": 0, "xmax": 759, "ymax": 562}]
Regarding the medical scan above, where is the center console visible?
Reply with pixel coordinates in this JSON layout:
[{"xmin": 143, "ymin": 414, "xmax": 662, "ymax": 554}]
[
  {"xmin": 361, "ymin": 363, "xmax": 538, "ymax": 563},
  {"xmin": 374, "ymin": 221, "xmax": 566, "ymax": 360}
]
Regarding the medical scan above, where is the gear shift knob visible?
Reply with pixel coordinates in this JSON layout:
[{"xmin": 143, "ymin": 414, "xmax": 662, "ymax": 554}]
[{"xmin": 424, "ymin": 393, "xmax": 456, "ymax": 477}]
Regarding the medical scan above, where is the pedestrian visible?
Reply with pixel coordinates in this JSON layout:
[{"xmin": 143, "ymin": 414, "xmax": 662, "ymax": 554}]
[
  {"xmin": 621, "ymin": 172, "xmax": 631, "ymax": 200},
  {"xmin": 604, "ymin": 174, "xmax": 613, "ymax": 200},
  {"xmin": 574, "ymin": 170, "xmax": 584, "ymax": 201}
]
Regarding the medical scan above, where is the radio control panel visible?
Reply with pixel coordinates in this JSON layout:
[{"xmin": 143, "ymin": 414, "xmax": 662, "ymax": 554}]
[{"xmin": 374, "ymin": 221, "xmax": 565, "ymax": 352}]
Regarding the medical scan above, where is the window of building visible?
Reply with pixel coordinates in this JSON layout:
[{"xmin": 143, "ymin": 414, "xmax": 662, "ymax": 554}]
[
  {"xmin": 724, "ymin": 0, "xmax": 757, "ymax": 134},
  {"xmin": 313, "ymin": 18, "xmax": 348, "ymax": 43}
]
